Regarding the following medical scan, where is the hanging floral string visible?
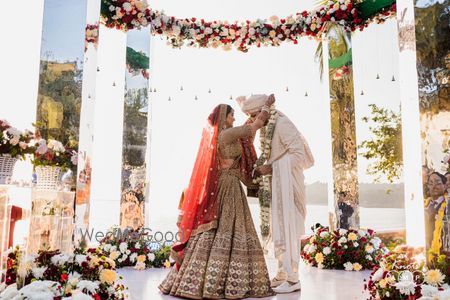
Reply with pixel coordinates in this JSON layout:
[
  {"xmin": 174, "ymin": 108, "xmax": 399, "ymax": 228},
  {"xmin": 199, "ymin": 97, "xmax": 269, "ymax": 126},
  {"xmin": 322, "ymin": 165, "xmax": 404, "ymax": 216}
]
[{"xmin": 100, "ymin": 0, "xmax": 396, "ymax": 52}]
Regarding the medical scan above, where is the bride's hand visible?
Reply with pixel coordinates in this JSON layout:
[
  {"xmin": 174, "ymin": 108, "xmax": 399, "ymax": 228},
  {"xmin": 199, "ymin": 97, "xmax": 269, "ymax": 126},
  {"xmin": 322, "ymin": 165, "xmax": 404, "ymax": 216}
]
[{"xmin": 266, "ymin": 94, "xmax": 275, "ymax": 106}]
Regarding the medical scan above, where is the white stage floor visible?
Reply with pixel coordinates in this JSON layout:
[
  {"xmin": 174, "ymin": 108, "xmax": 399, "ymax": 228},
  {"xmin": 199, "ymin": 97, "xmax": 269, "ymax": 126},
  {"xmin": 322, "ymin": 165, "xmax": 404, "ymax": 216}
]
[{"xmin": 117, "ymin": 258, "xmax": 371, "ymax": 300}]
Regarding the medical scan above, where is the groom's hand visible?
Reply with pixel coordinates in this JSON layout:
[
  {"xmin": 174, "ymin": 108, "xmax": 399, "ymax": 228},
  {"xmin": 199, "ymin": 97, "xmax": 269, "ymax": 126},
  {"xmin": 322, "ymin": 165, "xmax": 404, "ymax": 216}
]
[{"xmin": 255, "ymin": 164, "xmax": 272, "ymax": 176}]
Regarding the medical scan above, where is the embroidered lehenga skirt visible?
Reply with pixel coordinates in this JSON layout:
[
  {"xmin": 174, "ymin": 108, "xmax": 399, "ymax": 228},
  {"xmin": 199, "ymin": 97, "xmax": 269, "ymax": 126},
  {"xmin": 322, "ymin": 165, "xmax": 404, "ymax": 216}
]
[{"xmin": 159, "ymin": 169, "xmax": 273, "ymax": 299}]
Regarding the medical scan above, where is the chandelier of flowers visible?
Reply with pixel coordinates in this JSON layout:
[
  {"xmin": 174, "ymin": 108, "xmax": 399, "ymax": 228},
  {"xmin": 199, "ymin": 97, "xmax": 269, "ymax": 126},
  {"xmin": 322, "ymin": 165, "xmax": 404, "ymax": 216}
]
[{"xmin": 100, "ymin": 0, "xmax": 396, "ymax": 52}]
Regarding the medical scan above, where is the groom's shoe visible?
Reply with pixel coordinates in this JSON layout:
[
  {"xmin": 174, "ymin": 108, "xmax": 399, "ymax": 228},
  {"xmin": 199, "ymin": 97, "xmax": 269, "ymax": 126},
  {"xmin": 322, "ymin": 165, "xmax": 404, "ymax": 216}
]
[
  {"xmin": 273, "ymin": 280, "xmax": 301, "ymax": 293},
  {"xmin": 270, "ymin": 276, "xmax": 287, "ymax": 288}
]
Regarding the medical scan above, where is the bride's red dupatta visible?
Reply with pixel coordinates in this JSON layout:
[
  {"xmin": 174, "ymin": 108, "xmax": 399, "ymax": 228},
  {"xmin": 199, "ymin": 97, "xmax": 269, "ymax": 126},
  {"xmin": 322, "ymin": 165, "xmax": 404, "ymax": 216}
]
[
  {"xmin": 171, "ymin": 106, "xmax": 258, "ymax": 269},
  {"xmin": 171, "ymin": 105, "xmax": 226, "ymax": 269}
]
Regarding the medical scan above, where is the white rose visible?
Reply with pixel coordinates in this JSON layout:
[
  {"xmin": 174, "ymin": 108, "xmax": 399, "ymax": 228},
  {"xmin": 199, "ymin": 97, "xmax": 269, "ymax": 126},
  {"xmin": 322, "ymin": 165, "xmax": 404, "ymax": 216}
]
[
  {"xmin": 147, "ymin": 253, "xmax": 155, "ymax": 262},
  {"xmin": 366, "ymin": 255, "xmax": 373, "ymax": 261},
  {"xmin": 358, "ymin": 230, "xmax": 366, "ymax": 237},
  {"xmin": 353, "ymin": 242, "xmax": 359, "ymax": 248},
  {"xmin": 135, "ymin": 242, "xmax": 141, "ymax": 249},
  {"xmin": 338, "ymin": 237, "xmax": 347, "ymax": 244},
  {"xmin": 68, "ymin": 272, "xmax": 81, "ymax": 286},
  {"xmin": 340, "ymin": 4, "xmax": 347, "ymax": 10},
  {"xmin": 371, "ymin": 237, "xmax": 382, "ymax": 249},
  {"xmin": 320, "ymin": 232, "xmax": 329, "ymax": 238},
  {"xmin": 109, "ymin": 5, "xmax": 115, "ymax": 11},
  {"xmin": 119, "ymin": 242, "xmax": 128, "ymax": 253},
  {"xmin": 323, "ymin": 247, "xmax": 331, "ymax": 255},
  {"xmin": 130, "ymin": 253, "xmax": 138, "ymax": 263},
  {"xmin": 344, "ymin": 262, "xmax": 353, "ymax": 271},
  {"xmin": 126, "ymin": 249, "xmax": 131, "ymax": 255},
  {"xmin": 307, "ymin": 244, "xmax": 316, "ymax": 254},
  {"xmin": 32, "ymin": 267, "xmax": 47, "ymax": 279},
  {"xmin": 339, "ymin": 229, "xmax": 348, "ymax": 235},
  {"xmin": 75, "ymin": 254, "xmax": 87, "ymax": 265},
  {"xmin": 122, "ymin": 2, "xmax": 132, "ymax": 12},
  {"xmin": 204, "ymin": 27, "xmax": 213, "ymax": 35},
  {"xmin": 121, "ymin": 254, "xmax": 128, "ymax": 261}
]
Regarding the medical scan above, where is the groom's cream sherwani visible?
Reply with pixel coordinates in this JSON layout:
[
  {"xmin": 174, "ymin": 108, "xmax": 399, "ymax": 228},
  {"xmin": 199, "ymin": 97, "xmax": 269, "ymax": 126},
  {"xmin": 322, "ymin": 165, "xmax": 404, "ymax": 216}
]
[{"xmin": 268, "ymin": 111, "xmax": 314, "ymax": 282}]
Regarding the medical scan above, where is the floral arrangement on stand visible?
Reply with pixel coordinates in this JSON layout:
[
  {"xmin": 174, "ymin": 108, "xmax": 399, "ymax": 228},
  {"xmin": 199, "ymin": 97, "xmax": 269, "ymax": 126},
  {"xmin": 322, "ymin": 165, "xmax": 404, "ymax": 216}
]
[
  {"xmin": 365, "ymin": 247, "xmax": 450, "ymax": 299},
  {"xmin": 252, "ymin": 105, "xmax": 278, "ymax": 239},
  {"xmin": 85, "ymin": 24, "xmax": 99, "ymax": 52},
  {"xmin": 32, "ymin": 139, "xmax": 77, "ymax": 171},
  {"xmin": 301, "ymin": 224, "xmax": 387, "ymax": 271},
  {"xmin": 100, "ymin": 0, "xmax": 396, "ymax": 52},
  {"xmin": 97, "ymin": 226, "xmax": 172, "ymax": 270},
  {"xmin": 0, "ymin": 246, "xmax": 128, "ymax": 299},
  {"xmin": 0, "ymin": 119, "xmax": 34, "ymax": 159}
]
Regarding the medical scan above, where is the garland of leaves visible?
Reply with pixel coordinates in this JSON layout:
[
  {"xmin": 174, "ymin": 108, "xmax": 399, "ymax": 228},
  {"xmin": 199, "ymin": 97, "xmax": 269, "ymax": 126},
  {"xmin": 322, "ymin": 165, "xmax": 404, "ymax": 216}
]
[
  {"xmin": 100, "ymin": 0, "xmax": 396, "ymax": 52},
  {"xmin": 126, "ymin": 47, "xmax": 150, "ymax": 79}
]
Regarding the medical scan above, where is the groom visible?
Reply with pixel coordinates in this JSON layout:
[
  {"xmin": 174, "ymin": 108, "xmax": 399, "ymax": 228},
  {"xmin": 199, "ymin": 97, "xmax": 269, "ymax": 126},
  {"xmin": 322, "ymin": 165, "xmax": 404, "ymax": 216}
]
[{"xmin": 237, "ymin": 94, "xmax": 314, "ymax": 293}]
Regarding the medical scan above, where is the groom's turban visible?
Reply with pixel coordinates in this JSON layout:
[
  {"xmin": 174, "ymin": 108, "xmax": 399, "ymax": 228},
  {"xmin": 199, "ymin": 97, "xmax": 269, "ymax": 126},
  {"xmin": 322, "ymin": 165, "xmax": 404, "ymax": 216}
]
[{"xmin": 236, "ymin": 94, "xmax": 268, "ymax": 115}]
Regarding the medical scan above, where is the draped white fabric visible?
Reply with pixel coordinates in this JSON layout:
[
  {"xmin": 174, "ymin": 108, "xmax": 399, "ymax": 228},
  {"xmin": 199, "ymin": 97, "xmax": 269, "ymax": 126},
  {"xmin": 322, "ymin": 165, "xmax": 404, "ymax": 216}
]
[{"xmin": 271, "ymin": 153, "xmax": 306, "ymax": 282}]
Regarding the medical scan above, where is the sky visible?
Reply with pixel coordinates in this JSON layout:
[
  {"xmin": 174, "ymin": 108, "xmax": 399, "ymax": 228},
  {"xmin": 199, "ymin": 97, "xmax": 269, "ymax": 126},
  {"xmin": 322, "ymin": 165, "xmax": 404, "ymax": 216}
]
[{"xmin": 0, "ymin": 0, "xmax": 402, "ymax": 232}]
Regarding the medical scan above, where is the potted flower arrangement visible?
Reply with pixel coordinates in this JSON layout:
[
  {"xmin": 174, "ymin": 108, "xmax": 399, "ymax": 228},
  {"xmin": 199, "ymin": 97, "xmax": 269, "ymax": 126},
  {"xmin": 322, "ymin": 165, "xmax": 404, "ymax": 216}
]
[
  {"xmin": 31, "ymin": 139, "xmax": 77, "ymax": 190},
  {"xmin": 0, "ymin": 246, "xmax": 128, "ymax": 299},
  {"xmin": 365, "ymin": 247, "xmax": 450, "ymax": 299},
  {"xmin": 301, "ymin": 223, "xmax": 387, "ymax": 271},
  {"xmin": 0, "ymin": 119, "xmax": 34, "ymax": 184},
  {"xmin": 98, "ymin": 226, "xmax": 172, "ymax": 270}
]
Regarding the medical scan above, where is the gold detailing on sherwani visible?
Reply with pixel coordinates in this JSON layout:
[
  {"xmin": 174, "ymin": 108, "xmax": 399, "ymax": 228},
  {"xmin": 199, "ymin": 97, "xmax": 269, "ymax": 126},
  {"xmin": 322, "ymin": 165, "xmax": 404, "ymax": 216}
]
[{"xmin": 159, "ymin": 123, "xmax": 273, "ymax": 299}]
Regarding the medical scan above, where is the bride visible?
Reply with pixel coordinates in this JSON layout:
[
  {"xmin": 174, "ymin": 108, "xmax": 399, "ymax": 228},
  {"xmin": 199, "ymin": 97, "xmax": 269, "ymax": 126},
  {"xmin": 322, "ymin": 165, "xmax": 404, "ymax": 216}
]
[{"xmin": 159, "ymin": 96, "xmax": 276, "ymax": 299}]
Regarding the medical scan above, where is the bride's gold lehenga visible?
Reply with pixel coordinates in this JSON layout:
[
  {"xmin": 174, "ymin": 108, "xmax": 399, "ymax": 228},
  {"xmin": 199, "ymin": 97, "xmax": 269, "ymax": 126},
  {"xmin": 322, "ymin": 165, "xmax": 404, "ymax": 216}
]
[{"xmin": 159, "ymin": 124, "xmax": 273, "ymax": 299}]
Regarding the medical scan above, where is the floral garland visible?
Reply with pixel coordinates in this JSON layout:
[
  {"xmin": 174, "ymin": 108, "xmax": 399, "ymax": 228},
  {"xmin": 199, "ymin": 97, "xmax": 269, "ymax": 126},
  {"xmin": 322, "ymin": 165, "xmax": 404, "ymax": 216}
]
[
  {"xmin": 97, "ymin": 226, "xmax": 172, "ymax": 270},
  {"xmin": 253, "ymin": 105, "xmax": 278, "ymax": 238},
  {"xmin": 0, "ymin": 246, "xmax": 128, "ymax": 299},
  {"xmin": 424, "ymin": 193, "xmax": 448, "ymax": 262},
  {"xmin": 85, "ymin": 24, "xmax": 99, "ymax": 52},
  {"xmin": 301, "ymin": 224, "xmax": 387, "ymax": 270},
  {"xmin": 365, "ymin": 248, "xmax": 450, "ymax": 299},
  {"xmin": 100, "ymin": 0, "xmax": 396, "ymax": 52}
]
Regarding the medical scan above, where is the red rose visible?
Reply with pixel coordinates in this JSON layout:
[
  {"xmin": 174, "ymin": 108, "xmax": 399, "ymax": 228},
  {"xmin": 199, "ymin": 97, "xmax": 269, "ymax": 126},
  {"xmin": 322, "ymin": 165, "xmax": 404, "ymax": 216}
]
[
  {"xmin": 60, "ymin": 273, "xmax": 68, "ymax": 282},
  {"xmin": 122, "ymin": 14, "xmax": 134, "ymax": 24},
  {"xmin": 93, "ymin": 294, "xmax": 101, "ymax": 300},
  {"xmin": 301, "ymin": 11, "xmax": 308, "ymax": 18}
]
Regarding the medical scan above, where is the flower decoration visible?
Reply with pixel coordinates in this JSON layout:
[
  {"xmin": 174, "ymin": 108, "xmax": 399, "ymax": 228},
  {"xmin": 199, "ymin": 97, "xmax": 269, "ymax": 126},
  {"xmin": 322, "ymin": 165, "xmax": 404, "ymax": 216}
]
[
  {"xmin": 31, "ymin": 139, "xmax": 77, "ymax": 171},
  {"xmin": 97, "ymin": 226, "xmax": 171, "ymax": 270},
  {"xmin": 1, "ymin": 247, "xmax": 128, "ymax": 299},
  {"xmin": 100, "ymin": 0, "xmax": 396, "ymax": 52},
  {"xmin": 0, "ymin": 119, "xmax": 35, "ymax": 159},
  {"xmin": 301, "ymin": 224, "xmax": 387, "ymax": 271}
]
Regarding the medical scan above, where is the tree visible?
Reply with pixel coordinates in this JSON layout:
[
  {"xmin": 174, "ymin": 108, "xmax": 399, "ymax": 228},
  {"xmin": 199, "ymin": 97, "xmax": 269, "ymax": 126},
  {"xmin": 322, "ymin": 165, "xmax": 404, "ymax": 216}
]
[{"xmin": 359, "ymin": 104, "xmax": 403, "ymax": 183}]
